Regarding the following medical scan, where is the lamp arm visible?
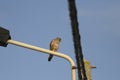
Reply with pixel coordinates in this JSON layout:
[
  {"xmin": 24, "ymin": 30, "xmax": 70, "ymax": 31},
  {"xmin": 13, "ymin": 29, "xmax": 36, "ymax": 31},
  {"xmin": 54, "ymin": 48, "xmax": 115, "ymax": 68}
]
[{"xmin": 7, "ymin": 39, "xmax": 76, "ymax": 80}]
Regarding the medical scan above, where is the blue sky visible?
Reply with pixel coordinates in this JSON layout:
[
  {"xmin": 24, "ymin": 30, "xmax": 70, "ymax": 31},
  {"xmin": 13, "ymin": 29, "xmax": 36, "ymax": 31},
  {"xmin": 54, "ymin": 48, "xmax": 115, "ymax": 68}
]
[{"xmin": 0, "ymin": 0, "xmax": 120, "ymax": 80}]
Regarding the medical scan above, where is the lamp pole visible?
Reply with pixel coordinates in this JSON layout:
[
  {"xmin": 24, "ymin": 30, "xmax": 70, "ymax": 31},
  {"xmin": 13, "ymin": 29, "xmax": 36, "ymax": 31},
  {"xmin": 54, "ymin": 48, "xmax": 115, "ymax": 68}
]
[{"xmin": 7, "ymin": 39, "xmax": 76, "ymax": 80}]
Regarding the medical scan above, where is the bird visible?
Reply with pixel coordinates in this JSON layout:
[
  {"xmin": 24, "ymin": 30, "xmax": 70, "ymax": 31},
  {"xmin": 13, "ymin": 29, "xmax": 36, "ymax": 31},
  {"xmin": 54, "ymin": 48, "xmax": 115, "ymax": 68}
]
[{"xmin": 48, "ymin": 37, "xmax": 61, "ymax": 61}]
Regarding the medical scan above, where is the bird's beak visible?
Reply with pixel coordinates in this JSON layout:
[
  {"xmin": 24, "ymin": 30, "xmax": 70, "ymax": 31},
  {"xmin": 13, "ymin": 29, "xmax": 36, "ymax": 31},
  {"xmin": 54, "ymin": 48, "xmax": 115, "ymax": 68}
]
[{"xmin": 59, "ymin": 38, "xmax": 62, "ymax": 42}]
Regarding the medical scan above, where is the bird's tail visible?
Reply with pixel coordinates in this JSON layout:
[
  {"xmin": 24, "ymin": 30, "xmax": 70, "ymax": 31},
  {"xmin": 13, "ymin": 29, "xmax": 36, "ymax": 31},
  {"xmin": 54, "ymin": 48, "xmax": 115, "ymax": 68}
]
[{"xmin": 48, "ymin": 54, "xmax": 53, "ymax": 61}]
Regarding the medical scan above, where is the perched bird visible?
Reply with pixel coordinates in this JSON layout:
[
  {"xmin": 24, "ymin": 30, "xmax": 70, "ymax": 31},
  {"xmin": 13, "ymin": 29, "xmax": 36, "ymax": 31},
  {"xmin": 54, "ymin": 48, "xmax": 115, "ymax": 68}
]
[{"xmin": 48, "ymin": 37, "xmax": 61, "ymax": 61}]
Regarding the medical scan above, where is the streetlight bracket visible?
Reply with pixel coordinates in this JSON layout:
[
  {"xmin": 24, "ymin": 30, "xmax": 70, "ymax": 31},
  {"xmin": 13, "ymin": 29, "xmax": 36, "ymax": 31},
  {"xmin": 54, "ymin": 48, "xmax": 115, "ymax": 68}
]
[{"xmin": 0, "ymin": 27, "xmax": 76, "ymax": 80}]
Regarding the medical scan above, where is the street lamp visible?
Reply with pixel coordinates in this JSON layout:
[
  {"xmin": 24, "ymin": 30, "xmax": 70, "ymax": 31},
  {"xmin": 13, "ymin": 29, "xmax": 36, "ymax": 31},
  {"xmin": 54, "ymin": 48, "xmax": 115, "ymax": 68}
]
[{"xmin": 0, "ymin": 27, "xmax": 76, "ymax": 80}]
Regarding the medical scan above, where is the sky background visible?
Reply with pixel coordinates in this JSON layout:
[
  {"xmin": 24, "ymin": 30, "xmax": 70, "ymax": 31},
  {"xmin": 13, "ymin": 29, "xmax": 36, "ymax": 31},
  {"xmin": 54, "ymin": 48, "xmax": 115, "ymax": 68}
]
[{"xmin": 0, "ymin": 0, "xmax": 120, "ymax": 80}]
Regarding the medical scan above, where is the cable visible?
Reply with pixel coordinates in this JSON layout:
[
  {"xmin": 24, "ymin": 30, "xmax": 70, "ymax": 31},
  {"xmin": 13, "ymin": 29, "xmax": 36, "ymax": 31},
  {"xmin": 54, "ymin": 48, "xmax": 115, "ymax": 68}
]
[{"xmin": 67, "ymin": 0, "xmax": 87, "ymax": 80}]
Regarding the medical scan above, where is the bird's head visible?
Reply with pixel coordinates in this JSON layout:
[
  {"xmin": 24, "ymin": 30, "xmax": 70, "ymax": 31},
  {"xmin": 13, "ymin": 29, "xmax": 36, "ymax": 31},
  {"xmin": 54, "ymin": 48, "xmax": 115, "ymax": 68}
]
[{"xmin": 56, "ymin": 37, "xmax": 61, "ymax": 42}]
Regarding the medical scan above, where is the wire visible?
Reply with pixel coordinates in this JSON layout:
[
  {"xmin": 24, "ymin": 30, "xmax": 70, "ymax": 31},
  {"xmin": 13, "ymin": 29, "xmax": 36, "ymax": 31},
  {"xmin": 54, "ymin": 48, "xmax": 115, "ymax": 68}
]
[{"xmin": 67, "ymin": 0, "xmax": 87, "ymax": 80}]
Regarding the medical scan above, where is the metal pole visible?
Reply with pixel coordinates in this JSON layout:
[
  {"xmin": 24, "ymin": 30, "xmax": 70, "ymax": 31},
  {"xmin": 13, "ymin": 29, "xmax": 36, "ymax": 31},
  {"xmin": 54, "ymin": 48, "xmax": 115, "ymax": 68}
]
[{"xmin": 7, "ymin": 39, "xmax": 76, "ymax": 80}]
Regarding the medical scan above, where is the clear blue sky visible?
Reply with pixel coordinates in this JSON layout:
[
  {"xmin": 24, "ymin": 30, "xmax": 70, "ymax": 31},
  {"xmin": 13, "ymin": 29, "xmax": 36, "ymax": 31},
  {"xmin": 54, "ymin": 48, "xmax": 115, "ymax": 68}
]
[{"xmin": 0, "ymin": 0, "xmax": 120, "ymax": 80}]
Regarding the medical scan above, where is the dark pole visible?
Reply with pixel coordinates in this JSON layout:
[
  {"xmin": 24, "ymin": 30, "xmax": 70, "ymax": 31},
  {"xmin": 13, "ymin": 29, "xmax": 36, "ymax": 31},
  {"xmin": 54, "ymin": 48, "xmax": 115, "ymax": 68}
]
[{"xmin": 67, "ymin": 0, "xmax": 87, "ymax": 80}]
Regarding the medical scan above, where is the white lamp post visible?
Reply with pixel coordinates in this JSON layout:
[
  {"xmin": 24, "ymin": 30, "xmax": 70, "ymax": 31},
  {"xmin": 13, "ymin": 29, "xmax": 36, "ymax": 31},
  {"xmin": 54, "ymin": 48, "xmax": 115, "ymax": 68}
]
[{"xmin": 7, "ymin": 39, "xmax": 76, "ymax": 80}]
